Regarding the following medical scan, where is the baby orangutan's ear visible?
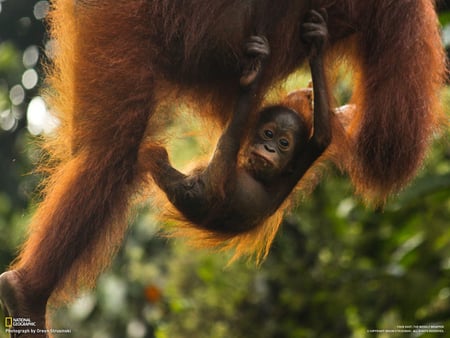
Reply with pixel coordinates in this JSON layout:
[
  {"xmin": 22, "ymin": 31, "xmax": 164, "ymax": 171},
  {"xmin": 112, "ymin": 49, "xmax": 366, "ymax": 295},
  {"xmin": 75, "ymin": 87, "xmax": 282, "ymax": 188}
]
[{"xmin": 281, "ymin": 89, "xmax": 313, "ymax": 128}]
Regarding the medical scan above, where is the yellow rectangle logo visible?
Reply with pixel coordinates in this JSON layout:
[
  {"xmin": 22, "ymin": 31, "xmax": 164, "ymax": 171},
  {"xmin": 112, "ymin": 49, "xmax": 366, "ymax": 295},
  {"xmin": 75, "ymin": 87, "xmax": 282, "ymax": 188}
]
[{"xmin": 5, "ymin": 317, "xmax": 12, "ymax": 328}]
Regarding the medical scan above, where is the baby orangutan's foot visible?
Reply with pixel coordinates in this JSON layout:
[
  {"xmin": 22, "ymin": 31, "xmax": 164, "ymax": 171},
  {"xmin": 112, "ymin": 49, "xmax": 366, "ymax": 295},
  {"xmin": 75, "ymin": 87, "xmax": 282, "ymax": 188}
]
[{"xmin": 0, "ymin": 270, "xmax": 48, "ymax": 338}]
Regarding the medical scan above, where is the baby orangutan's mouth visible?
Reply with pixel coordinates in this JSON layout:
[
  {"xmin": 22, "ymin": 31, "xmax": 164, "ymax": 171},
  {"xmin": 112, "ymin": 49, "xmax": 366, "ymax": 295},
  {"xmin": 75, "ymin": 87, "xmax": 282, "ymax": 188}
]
[{"xmin": 249, "ymin": 151, "xmax": 275, "ymax": 169}]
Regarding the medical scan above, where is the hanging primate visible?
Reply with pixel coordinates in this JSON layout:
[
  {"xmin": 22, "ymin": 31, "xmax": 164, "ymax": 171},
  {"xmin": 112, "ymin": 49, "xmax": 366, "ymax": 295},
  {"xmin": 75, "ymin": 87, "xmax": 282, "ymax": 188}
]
[
  {"xmin": 0, "ymin": 0, "xmax": 445, "ymax": 337},
  {"xmin": 144, "ymin": 11, "xmax": 332, "ymax": 236}
]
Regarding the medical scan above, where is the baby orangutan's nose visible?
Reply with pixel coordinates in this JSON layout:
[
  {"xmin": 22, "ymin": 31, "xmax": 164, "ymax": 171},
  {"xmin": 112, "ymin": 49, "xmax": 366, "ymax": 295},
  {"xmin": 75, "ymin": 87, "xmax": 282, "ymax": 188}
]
[{"xmin": 264, "ymin": 144, "xmax": 275, "ymax": 153}]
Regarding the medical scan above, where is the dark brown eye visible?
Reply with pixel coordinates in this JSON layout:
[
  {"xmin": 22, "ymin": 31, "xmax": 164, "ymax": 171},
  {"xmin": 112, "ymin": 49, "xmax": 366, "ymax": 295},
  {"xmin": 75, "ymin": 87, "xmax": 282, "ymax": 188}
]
[
  {"xmin": 279, "ymin": 138, "xmax": 290, "ymax": 149},
  {"xmin": 264, "ymin": 129, "xmax": 274, "ymax": 139}
]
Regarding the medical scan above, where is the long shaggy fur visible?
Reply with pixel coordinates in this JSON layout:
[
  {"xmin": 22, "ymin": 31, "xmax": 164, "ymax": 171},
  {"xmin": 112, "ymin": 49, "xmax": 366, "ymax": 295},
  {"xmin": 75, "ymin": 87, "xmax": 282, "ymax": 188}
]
[{"xmin": 10, "ymin": 0, "xmax": 446, "ymax": 304}]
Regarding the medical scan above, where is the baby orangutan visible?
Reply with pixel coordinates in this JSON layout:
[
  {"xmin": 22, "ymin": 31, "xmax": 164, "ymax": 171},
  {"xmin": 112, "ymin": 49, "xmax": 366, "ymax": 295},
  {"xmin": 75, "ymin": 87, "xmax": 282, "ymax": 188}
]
[{"xmin": 145, "ymin": 10, "xmax": 331, "ymax": 234}]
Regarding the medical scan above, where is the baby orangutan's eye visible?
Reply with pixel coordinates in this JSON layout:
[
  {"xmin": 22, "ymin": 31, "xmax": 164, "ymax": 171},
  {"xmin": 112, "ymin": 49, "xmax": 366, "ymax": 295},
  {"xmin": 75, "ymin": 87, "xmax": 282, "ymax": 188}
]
[
  {"xmin": 264, "ymin": 129, "xmax": 274, "ymax": 139},
  {"xmin": 279, "ymin": 138, "xmax": 290, "ymax": 150}
]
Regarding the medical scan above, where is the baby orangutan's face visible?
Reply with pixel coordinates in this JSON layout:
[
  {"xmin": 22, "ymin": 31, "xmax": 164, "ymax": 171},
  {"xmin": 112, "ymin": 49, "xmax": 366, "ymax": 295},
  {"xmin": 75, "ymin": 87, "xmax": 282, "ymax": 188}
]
[{"xmin": 245, "ymin": 106, "xmax": 306, "ymax": 182}]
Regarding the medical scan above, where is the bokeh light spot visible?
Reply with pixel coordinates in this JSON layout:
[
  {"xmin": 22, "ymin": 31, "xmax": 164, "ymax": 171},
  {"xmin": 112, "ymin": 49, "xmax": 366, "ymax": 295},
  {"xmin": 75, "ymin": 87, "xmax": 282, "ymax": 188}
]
[
  {"xmin": 27, "ymin": 96, "xmax": 59, "ymax": 135},
  {"xmin": 0, "ymin": 109, "xmax": 17, "ymax": 131},
  {"xmin": 22, "ymin": 69, "xmax": 39, "ymax": 89},
  {"xmin": 23, "ymin": 45, "xmax": 39, "ymax": 68},
  {"xmin": 33, "ymin": 1, "xmax": 50, "ymax": 20},
  {"xmin": 9, "ymin": 85, "xmax": 25, "ymax": 106}
]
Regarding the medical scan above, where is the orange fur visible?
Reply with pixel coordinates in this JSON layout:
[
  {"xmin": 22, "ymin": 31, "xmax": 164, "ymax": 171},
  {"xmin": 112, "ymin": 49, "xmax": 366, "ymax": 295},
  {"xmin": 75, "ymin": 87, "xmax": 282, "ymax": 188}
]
[
  {"xmin": 6, "ymin": 0, "xmax": 445, "ymax": 311},
  {"xmin": 346, "ymin": 0, "xmax": 446, "ymax": 202}
]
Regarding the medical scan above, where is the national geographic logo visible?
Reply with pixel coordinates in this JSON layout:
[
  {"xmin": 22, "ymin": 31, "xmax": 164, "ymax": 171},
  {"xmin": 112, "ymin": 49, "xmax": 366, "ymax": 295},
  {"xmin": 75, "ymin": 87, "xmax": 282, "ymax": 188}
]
[
  {"xmin": 3, "ymin": 316, "xmax": 72, "ymax": 335},
  {"xmin": 4, "ymin": 317, "xmax": 12, "ymax": 328},
  {"xmin": 6, "ymin": 317, "xmax": 36, "ymax": 327}
]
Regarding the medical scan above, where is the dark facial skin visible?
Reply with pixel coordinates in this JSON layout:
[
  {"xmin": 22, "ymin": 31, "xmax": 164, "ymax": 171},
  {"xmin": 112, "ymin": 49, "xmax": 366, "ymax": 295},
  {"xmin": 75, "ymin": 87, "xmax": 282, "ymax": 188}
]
[{"xmin": 245, "ymin": 107, "xmax": 308, "ymax": 181}]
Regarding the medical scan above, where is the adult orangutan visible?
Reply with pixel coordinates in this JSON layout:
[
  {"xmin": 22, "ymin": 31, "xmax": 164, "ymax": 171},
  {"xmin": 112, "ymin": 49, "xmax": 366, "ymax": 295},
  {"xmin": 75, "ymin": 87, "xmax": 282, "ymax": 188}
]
[{"xmin": 0, "ymin": 1, "xmax": 445, "ymax": 337}]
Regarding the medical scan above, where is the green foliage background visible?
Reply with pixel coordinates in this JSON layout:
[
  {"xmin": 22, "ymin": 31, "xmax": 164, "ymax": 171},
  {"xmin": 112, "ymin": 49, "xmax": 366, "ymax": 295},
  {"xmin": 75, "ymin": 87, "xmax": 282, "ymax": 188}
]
[{"xmin": 0, "ymin": 1, "xmax": 449, "ymax": 337}]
